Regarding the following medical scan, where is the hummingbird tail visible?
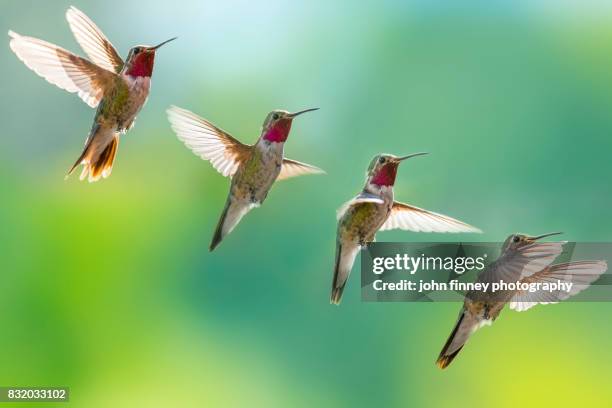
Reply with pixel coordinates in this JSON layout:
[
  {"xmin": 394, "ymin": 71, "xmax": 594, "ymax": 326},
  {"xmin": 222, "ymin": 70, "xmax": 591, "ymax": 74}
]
[
  {"xmin": 210, "ymin": 198, "xmax": 256, "ymax": 251},
  {"xmin": 67, "ymin": 126, "xmax": 119, "ymax": 183},
  {"xmin": 330, "ymin": 242, "xmax": 360, "ymax": 305},
  {"xmin": 330, "ymin": 288, "xmax": 344, "ymax": 305},
  {"xmin": 436, "ymin": 309, "xmax": 481, "ymax": 369},
  {"xmin": 210, "ymin": 200, "xmax": 230, "ymax": 251}
]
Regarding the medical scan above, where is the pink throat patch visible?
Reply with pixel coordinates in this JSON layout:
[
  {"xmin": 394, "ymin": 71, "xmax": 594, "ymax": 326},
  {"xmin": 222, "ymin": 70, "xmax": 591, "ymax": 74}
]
[
  {"xmin": 126, "ymin": 52, "xmax": 155, "ymax": 77},
  {"xmin": 263, "ymin": 119, "xmax": 292, "ymax": 142},
  {"xmin": 371, "ymin": 163, "xmax": 398, "ymax": 186}
]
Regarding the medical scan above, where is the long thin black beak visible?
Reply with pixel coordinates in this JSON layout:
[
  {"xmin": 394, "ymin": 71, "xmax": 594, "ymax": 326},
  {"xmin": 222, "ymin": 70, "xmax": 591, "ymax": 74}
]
[
  {"xmin": 288, "ymin": 108, "xmax": 319, "ymax": 118},
  {"xmin": 397, "ymin": 152, "xmax": 429, "ymax": 162},
  {"xmin": 150, "ymin": 37, "xmax": 177, "ymax": 50},
  {"xmin": 530, "ymin": 232, "xmax": 563, "ymax": 241}
]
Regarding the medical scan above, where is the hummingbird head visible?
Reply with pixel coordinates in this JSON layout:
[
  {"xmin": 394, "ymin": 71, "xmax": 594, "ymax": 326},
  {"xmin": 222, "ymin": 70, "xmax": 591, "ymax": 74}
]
[
  {"xmin": 366, "ymin": 152, "xmax": 428, "ymax": 187},
  {"xmin": 502, "ymin": 232, "xmax": 563, "ymax": 252},
  {"xmin": 262, "ymin": 108, "xmax": 318, "ymax": 143},
  {"xmin": 124, "ymin": 37, "xmax": 177, "ymax": 77}
]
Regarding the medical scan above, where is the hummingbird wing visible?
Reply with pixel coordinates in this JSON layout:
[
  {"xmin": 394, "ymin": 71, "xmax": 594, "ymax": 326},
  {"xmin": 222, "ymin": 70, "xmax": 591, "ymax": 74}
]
[
  {"xmin": 277, "ymin": 159, "xmax": 325, "ymax": 181},
  {"xmin": 336, "ymin": 192, "xmax": 384, "ymax": 220},
  {"xmin": 480, "ymin": 241, "xmax": 566, "ymax": 285},
  {"xmin": 167, "ymin": 106, "xmax": 252, "ymax": 177},
  {"xmin": 379, "ymin": 201, "xmax": 482, "ymax": 233},
  {"xmin": 66, "ymin": 6, "xmax": 124, "ymax": 73},
  {"xmin": 8, "ymin": 31, "xmax": 116, "ymax": 108},
  {"xmin": 508, "ymin": 261, "xmax": 607, "ymax": 312}
]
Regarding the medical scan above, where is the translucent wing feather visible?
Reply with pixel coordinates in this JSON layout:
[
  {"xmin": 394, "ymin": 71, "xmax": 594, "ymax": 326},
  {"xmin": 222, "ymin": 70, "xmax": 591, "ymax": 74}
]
[
  {"xmin": 277, "ymin": 158, "xmax": 325, "ymax": 181},
  {"xmin": 167, "ymin": 106, "xmax": 251, "ymax": 177},
  {"xmin": 8, "ymin": 30, "xmax": 114, "ymax": 108},
  {"xmin": 509, "ymin": 261, "xmax": 607, "ymax": 312},
  {"xmin": 479, "ymin": 241, "xmax": 567, "ymax": 285},
  {"xmin": 380, "ymin": 201, "xmax": 482, "ymax": 233},
  {"xmin": 66, "ymin": 6, "xmax": 123, "ymax": 73}
]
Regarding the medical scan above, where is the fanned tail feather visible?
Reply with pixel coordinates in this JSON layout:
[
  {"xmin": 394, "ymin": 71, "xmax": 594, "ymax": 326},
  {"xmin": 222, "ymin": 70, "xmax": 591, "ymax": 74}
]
[{"xmin": 67, "ymin": 125, "xmax": 119, "ymax": 183}]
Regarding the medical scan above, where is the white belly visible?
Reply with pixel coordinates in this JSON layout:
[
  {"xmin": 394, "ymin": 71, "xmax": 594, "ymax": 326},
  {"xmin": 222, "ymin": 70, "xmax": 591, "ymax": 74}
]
[{"xmin": 120, "ymin": 75, "xmax": 151, "ymax": 131}]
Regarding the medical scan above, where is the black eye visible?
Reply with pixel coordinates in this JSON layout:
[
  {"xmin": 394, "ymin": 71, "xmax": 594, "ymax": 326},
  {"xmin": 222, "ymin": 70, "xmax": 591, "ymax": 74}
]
[
  {"xmin": 513, "ymin": 236, "xmax": 520, "ymax": 243},
  {"xmin": 134, "ymin": 48, "xmax": 141, "ymax": 54},
  {"xmin": 272, "ymin": 113, "xmax": 279, "ymax": 120},
  {"xmin": 379, "ymin": 157, "xmax": 385, "ymax": 164}
]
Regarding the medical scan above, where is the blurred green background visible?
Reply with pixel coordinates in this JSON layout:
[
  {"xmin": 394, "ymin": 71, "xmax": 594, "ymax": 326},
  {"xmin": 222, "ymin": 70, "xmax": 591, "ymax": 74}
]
[{"xmin": 2, "ymin": 0, "xmax": 612, "ymax": 406}]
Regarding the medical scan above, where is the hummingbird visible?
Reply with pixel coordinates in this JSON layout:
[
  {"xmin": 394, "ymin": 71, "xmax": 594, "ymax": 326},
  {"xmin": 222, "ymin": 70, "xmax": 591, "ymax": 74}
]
[
  {"xmin": 331, "ymin": 153, "xmax": 482, "ymax": 304},
  {"xmin": 167, "ymin": 106, "xmax": 324, "ymax": 251},
  {"xmin": 436, "ymin": 232, "xmax": 607, "ymax": 369},
  {"xmin": 8, "ymin": 6, "xmax": 176, "ymax": 182}
]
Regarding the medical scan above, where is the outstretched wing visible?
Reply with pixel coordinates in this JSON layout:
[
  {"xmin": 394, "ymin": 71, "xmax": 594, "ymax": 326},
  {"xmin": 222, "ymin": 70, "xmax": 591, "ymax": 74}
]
[
  {"xmin": 277, "ymin": 159, "xmax": 325, "ymax": 181},
  {"xmin": 380, "ymin": 201, "xmax": 482, "ymax": 233},
  {"xmin": 479, "ymin": 241, "xmax": 566, "ymax": 285},
  {"xmin": 8, "ymin": 30, "xmax": 115, "ymax": 108},
  {"xmin": 167, "ymin": 106, "xmax": 252, "ymax": 177},
  {"xmin": 509, "ymin": 261, "xmax": 607, "ymax": 312},
  {"xmin": 66, "ymin": 6, "xmax": 123, "ymax": 73}
]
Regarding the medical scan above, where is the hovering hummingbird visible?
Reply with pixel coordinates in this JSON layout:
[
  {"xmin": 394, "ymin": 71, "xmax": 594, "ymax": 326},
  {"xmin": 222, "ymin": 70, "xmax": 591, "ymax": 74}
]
[
  {"xmin": 436, "ymin": 232, "xmax": 607, "ymax": 369},
  {"xmin": 8, "ymin": 6, "xmax": 176, "ymax": 182},
  {"xmin": 167, "ymin": 106, "xmax": 324, "ymax": 251},
  {"xmin": 331, "ymin": 153, "xmax": 482, "ymax": 304}
]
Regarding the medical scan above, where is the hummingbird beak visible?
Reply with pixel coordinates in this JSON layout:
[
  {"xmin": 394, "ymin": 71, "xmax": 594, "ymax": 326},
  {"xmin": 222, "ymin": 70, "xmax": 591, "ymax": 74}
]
[
  {"xmin": 396, "ymin": 152, "xmax": 429, "ymax": 162},
  {"xmin": 288, "ymin": 108, "xmax": 319, "ymax": 118},
  {"xmin": 150, "ymin": 37, "xmax": 177, "ymax": 50},
  {"xmin": 529, "ymin": 232, "xmax": 563, "ymax": 241}
]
